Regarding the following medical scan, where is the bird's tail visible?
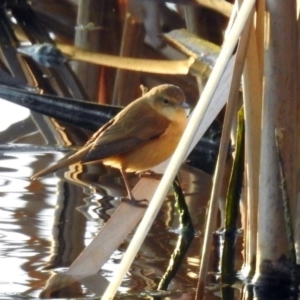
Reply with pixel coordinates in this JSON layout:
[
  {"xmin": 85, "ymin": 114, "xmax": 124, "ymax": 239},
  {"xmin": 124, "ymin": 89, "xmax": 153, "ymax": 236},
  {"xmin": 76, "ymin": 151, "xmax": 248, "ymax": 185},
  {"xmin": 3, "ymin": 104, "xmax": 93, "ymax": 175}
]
[{"xmin": 31, "ymin": 149, "xmax": 87, "ymax": 181}]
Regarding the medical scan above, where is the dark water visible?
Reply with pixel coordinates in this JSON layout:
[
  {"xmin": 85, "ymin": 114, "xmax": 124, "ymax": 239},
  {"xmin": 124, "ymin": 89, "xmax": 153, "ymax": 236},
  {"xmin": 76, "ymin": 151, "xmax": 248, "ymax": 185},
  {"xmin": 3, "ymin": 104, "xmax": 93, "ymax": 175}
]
[{"xmin": 0, "ymin": 104, "xmax": 241, "ymax": 299}]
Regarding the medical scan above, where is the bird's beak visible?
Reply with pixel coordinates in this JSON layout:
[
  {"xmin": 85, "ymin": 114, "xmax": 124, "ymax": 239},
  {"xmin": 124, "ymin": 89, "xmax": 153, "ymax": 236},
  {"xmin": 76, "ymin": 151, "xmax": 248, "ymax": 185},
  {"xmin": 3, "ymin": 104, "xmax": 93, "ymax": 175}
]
[
  {"xmin": 180, "ymin": 102, "xmax": 190, "ymax": 109},
  {"xmin": 180, "ymin": 101, "xmax": 191, "ymax": 117}
]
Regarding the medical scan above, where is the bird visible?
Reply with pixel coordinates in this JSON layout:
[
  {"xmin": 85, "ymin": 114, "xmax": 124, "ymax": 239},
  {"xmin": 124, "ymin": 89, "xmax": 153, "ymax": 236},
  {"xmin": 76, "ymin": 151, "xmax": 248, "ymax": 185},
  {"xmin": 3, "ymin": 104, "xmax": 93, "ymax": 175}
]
[{"xmin": 31, "ymin": 84, "xmax": 189, "ymax": 204}]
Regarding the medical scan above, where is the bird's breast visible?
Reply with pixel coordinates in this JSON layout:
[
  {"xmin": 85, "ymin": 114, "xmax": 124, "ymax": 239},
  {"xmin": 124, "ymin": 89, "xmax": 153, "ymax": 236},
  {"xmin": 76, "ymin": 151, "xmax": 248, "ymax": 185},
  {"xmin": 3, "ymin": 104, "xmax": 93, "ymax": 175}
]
[{"xmin": 102, "ymin": 118, "xmax": 187, "ymax": 172}]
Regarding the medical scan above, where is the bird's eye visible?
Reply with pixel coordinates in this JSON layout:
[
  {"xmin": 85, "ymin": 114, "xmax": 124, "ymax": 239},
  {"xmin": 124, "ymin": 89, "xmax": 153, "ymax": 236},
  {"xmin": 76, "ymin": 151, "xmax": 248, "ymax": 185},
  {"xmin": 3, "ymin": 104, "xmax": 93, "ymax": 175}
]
[{"xmin": 162, "ymin": 98, "xmax": 170, "ymax": 104}]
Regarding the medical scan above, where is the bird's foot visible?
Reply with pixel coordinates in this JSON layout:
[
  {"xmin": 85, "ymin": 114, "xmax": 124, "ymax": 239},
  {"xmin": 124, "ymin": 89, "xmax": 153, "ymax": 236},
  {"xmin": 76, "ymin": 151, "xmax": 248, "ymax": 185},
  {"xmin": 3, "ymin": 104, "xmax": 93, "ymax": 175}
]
[
  {"xmin": 139, "ymin": 170, "xmax": 162, "ymax": 181},
  {"xmin": 121, "ymin": 197, "xmax": 149, "ymax": 208}
]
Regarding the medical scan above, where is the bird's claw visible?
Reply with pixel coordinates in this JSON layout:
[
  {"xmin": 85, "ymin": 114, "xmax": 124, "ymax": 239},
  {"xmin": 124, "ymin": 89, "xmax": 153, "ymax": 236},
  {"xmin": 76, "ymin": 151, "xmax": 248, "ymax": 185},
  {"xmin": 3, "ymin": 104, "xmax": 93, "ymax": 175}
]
[
  {"xmin": 139, "ymin": 170, "xmax": 163, "ymax": 180},
  {"xmin": 121, "ymin": 197, "xmax": 149, "ymax": 208}
]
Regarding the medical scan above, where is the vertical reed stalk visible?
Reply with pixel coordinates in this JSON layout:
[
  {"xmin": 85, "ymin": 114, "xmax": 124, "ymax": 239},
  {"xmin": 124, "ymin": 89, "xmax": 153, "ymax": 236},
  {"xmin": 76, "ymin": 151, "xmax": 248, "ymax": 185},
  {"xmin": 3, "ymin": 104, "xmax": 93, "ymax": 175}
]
[
  {"xmin": 241, "ymin": 5, "xmax": 263, "ymax": 277},
  {"xmin": 254, "ymin": 0, "xmax": 298, "ymax": 285},
  {"xmin": 72, "ymin": 0, "xmax": 103, "ymax": 101}
]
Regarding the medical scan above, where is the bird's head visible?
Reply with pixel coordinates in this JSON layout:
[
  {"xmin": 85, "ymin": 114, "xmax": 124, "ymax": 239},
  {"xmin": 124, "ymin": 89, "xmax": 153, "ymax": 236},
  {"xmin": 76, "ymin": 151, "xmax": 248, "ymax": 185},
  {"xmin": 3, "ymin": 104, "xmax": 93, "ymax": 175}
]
[{"xmin": 147, "ymin": 84, "xmax": 190, "ymax": 121}]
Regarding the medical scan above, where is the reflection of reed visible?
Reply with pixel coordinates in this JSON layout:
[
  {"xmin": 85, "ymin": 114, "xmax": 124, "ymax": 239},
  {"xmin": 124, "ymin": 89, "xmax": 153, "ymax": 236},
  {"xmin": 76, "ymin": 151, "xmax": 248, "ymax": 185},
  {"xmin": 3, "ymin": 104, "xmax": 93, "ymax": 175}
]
[
  {"xmin": 42, "ymin": 167, "xmax": 87, "ymax": 269},
  {"xmin": 68, "ymin": 163, "xmax": 133, "ymax": 223},
  {"xmin": 46, "ymin": 159, "xmax": 140, "ymax": 262}
]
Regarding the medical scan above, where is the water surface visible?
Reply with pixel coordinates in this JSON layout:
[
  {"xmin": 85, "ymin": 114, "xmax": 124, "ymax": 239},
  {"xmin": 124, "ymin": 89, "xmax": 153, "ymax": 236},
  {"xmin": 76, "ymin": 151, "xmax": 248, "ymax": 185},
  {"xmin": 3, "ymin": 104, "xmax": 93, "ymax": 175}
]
[{"xmin": 0, "ymin": 106, "xmax": 238, "ymax": 299}]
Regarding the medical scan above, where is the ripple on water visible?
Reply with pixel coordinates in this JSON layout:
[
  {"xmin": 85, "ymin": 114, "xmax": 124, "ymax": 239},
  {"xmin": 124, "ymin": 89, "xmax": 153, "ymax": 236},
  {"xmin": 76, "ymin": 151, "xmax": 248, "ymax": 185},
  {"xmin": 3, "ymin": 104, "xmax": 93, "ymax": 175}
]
[{"xmin": 0, "ymin": 151, "xmax": 217, "ymax": 299}]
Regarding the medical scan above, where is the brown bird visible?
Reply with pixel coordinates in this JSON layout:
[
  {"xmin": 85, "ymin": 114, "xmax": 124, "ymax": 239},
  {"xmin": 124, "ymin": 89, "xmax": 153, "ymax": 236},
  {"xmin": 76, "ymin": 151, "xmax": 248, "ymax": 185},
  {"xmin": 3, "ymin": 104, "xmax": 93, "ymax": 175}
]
[{"xmin": 31, "ymin": 84, "xmax": 189, "ymax": 203}]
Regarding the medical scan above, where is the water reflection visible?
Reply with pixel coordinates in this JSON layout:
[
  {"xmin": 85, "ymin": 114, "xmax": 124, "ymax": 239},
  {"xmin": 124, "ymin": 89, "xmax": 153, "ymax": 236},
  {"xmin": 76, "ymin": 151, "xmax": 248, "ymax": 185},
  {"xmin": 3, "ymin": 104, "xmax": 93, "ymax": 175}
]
[
  {"xmin": 0, "ymin": 153, "xmax": 53, "ymax": 298},
  {"xmin": 0, "ymin": 98, "xmax": 240, "ymax": 299},
  {"xmin": 0, "ymin": 146, "xmax": 215, "ymax": 298}
]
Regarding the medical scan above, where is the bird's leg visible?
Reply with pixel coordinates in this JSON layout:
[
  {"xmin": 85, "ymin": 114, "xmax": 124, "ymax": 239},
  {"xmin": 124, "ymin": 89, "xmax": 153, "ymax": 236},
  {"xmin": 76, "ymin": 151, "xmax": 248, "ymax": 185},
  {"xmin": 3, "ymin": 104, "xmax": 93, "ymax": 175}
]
[
  {"xmin": 120, "ymin": 168, "xmax": 148, "ymax": 207},
  {"xmin": 120, "ymin": 168, "xmax": 134, "ymax": 200}
]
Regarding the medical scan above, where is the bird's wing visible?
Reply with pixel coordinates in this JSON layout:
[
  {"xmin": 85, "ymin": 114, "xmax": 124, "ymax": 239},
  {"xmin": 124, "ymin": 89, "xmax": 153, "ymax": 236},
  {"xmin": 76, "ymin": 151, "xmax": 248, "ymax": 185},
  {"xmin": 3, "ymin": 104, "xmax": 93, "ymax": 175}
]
[
  {"xmin": 31, "ymin": 118, "xmax": 116, "ymax": 179},
  {"xmin": 85, "ymin": 118, "xmax": 115, "ymax": 146},
  {"xmin": 82, "ymin": 104, "xmax": 170, "ymax": 163}
]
